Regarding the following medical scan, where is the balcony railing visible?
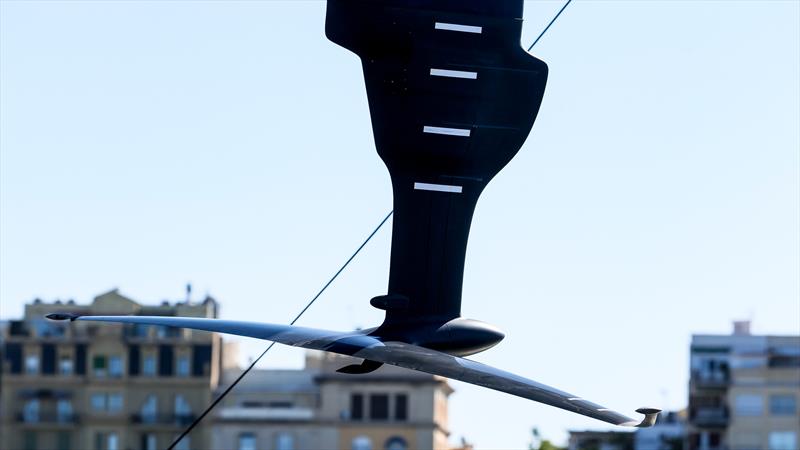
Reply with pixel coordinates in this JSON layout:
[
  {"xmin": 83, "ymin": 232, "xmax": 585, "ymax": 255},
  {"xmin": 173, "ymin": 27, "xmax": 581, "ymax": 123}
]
[
  {"xmin": 691, "ymin": 407, "xmax": 728, "ymax": 427},
  {"xmin": 216, "ymin": 406, "xmax": 314, "ymax": 421},
  {"xmin": 16, "ymin": 413, "xmax": 80, "ymax": 424},
  {"xmin": 691, "ymin": 370, "xmax": 730, "ymax": 388},
  {"xmin": 130, "ymin": 413, "xmax": 195, "ymax": 426}
]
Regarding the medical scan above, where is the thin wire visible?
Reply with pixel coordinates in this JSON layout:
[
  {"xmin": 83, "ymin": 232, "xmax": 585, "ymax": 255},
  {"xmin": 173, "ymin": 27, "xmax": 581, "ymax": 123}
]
[
  {"xmin": 528, "ymin": 0, "xmax": 573, "ymax": 52},
  {"xmin": 168, "ymin": 210, "xmax": 394, "ymax": 450},
  {"xmin": 170, "ymin": 2, "xmax": 575, "ymax": 445}
]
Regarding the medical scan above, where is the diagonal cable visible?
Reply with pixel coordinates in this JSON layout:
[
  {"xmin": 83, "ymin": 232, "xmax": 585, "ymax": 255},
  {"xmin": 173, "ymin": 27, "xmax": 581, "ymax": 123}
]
[
  {"xmin": 170, "ymin": 1, "xmax": 575, "ymax": 446},
  {"xmin": 168, "ymin": 210, "xmax": 394, "ymax": 450},
  {"xmin": 528, "ymin": 0, "xmax": 573, "ymax": 52}
]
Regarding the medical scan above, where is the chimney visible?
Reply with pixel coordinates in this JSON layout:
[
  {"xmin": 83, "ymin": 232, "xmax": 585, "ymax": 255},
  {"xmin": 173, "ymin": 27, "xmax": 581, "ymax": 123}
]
[{"xmin": 733, "ymin": 320, "xmax": 751, "ymax": 336}]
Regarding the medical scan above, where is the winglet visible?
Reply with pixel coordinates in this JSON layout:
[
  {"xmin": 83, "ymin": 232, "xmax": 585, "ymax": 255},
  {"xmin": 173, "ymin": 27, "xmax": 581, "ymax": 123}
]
[
  {"xmin": 45, "ymin": 313, "xmax": 80, "ymax": 322},
  {"xmin": 620, "ymin": 407, "xmax": 661, "ymax": 428}
]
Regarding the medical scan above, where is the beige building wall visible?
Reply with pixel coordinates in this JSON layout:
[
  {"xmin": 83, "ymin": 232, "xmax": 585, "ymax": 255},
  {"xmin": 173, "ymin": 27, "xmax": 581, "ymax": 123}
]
[
  {"xmin": 212, "ymin": 352, "xmax": 454, "ymax": 450},
  {"xmin": 727, "ymin": 365, "xmax": 800, "ymax": 450},
  {"xmin": 1, "ymin": 290, "xmax": 221, "ymax": 450},
  {"xmin": 689, "ymin": 330, "xmax": 799, "ymax": 450}
]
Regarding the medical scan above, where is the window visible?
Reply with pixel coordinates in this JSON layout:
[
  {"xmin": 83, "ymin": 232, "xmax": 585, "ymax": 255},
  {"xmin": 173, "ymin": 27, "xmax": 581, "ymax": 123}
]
[
  {"xmin": 59, "ymin": 356, "xmax": 74, "ymax": 375},
  {"xmin": 91, "ymin": 393, "xmax": 107, "ymax": 411},
  {"xmin": 394, "ymin": 394, "xmax": 408, "ymax": 421},
  {"xmin": 141, "ymin": 395, "xmax": 157, "ymax": 423},
  {"xmin": 350, "ymin": 393, "xmax": 363, "ymax": 420},
  {"xmin": 95, "ymin": 432, "xmax": 119, "ymax": 450},
  {"xmin": 143, "ymin": 434, "xmax": 157, "ymax": 450},
  {"xmin": 108, "ymin": 393, "xmax": 123, "ymax": 413},
  {"xmin": 370, "ymin": 394, "xmax": 389, "ymax": 420},
  {"xmin": 90, "ymin": 393, "xmax": 122, "ymax": 413},
  {"xmin": 25, "ymin": 354, "xmax": 40, "ymax": 374},
  {"xmin": 770, "ymin": 394, "xmax": 797, "ymax": 415},
  {"xmin": 174, "ymin": 395, "xmax": 191, "ymax": 420},
  {"xmin": 109, "ymin": 356, "xmax": 123, "ymax": 377},
  {"xmin": 132, "ymin": 324, "xmax": 150, "ymax": 337},
  {"xmin": 33, "ymin": 319, "xmax": 65, "ymax": 337},
  {"xmin": 174, "ymin": 436, "xmax": 190, "ymax": 450},
  {"xmin": 352, "ymin": 436, "xmax": 373, "ymax": 450},
  {"xmin": 108, "ymin": 433, "xmax": 119, "ymax": 450},
  {"xmin": 23, "ymin": 399, "xmax": 39, "ymax": 423},
  {"xmin": 93, "ymin": 355, "xmax": 107, "ymax": 377},
  {"xmin": 735, "ymin": 394, "xmax": 764, "ymax": 416},
  {"xmin": 276, "ymin": 433, "xmax": 294, "ymax": 450},
  {"xmin": 384, "ymin": 436, "xmax": 408, "ymax": 450},
  {"xmin": 143, "ymin": 355, "xmax": 156, "ymax": 376},
  {"xmin": 769, "ymin": 432, "xmax": 797, "ymax": 450},
  {"xmin": 176, "ymin": 355, "xmax": 190, "ymax": 377},
  {"xmin": 57, "ymin": 399, "xmax": 73, "ymax": 422},
  {"xmin": 238, "ymin": 433, "xmax": 257, "ymax": 450}
]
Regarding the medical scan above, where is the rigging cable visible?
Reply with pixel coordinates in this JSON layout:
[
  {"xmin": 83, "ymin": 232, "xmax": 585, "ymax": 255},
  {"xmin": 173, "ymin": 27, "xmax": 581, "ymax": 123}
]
[
  {"xmin": 168, "ymin": 210, "xmax": 394, "ymax": 450},
  {"xmin": 169, "ymin": 2, "xmax": 574, "ymax": 447},
  {"xmin": 528, "ymin": 0, "xmax": 573, "ymax": 52}
]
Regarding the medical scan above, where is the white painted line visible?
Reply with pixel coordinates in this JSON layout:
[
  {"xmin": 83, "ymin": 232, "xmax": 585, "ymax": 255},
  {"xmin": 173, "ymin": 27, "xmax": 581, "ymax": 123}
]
[
  {"xmin": 414, "ymin": 182, "xmax": 463, "ymax": 193},
  {"xmin": 423, "ymin": 126, "xmax": 471, "ymax": 137},
  {"xmin": 435, "ymin": 22, "xmax": 482, "ymax": 34},
  {"xmin": 430, "ymin": 68, "xmax": 478, "ymax": 79}
]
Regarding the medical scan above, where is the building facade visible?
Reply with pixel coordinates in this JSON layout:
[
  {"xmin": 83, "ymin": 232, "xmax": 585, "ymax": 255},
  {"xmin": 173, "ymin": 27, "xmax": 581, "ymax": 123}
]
[
  {"xmin": 688, "ymin": 322, "xmax": 800, "ymax": 450},
  {"xmin": 568, "ymin": 411, "xmax": 685, "ymax": 450},
  {"xmin": 634, "ymin": 410, "xmax": 686, "ymax": 450},
  {"xmin": 0, "ymin": 289, "xmax": 222, "ymax": 450},
  {"xmin": 567, "ymin": 429, "xmax": 634, "ymax": 450},
  {"xmin": 211, "ymin": 351, "xmax": 453, "ymax": 450}
]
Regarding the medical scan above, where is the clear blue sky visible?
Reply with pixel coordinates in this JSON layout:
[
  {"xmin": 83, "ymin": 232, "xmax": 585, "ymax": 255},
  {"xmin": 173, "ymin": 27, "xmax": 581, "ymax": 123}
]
[{"xmin": 1, "ymin": 0, "xmax": 798, "ymax": 447}]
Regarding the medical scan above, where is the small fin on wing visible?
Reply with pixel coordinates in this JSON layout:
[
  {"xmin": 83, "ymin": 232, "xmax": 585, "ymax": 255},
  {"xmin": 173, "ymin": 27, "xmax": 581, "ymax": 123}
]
[
  {"xmin": 336, "ymin": 359, "xmax": 384, "ymax": 374},
  {"xmin": 618, "ymin": 407, "xmax": 662, "ymax": 428},
  {"xmin": 633, "ymin": 407, "xmax": 662, "ymax": 428}
]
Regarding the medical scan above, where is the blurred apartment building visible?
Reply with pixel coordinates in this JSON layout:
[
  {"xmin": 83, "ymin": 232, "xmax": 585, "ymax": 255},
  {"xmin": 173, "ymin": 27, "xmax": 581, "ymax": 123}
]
[
  {"xmin": 567, "ymin": 429, "xmax": 634, "ymax": 450},
  {"xmin": 211, "ymin": 351, "xmax": 453, "ymax": 450},
  {"xmin": 568, "ymin": 410, "xmax": 685, "ymax": 450},
  {"xmin": 635, "ymin": 411, "xmax": 686, "ymax": 450},
  {"xmin": 1, "ymin": 290, "xmax": 458, "ymax": 450},
  {"xmin": 0, "ymin": 289, "xmax": 222, "ymax": 450},
  {"xmin": 688, "ymin": 321, "xmax": 800, "ymax": 450}
]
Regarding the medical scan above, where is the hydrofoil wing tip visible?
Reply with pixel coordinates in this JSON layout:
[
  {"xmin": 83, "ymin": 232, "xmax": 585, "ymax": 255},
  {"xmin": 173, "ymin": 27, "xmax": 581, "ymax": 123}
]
[{"xmin": 619, "ymin": 407, "xmax": 662, "ymax": 428}]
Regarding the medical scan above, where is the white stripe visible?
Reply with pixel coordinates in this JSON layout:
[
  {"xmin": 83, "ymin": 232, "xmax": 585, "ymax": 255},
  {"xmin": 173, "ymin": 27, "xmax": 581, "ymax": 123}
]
[
  {"xmin": 597, "ymin": 408, "xmax": 612, "ymax": 412},
  {"xmin": 567, "ymin": 398, "xmax": 584, "ymax": 402},
  {"xmin": 430, "ymin": 68, "xmax": 478, "ymax": 79},
  {"xmin": 435, "ymin": 22, "xmax": 482, "ymax": 34},
  {"xmin": 423, "ymin": 126, "xmax": 470, "ymax": 137},
  {"xmin": 414, "ymin": 182, "xmax": 463, "ymax": 193}
]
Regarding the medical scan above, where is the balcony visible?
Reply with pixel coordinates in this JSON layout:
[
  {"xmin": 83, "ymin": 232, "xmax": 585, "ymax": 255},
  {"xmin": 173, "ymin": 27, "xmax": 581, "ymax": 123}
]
[
  {"xmin": 691, "ymin": 370, "xmax": 730, "ymax": 389},
  {"xmin": 16, "ymin": 413, "xmax": 80, "ymax": 425},
  {"xmin": 9, "ymin": 321, "xmax": 30, "ymax": 337},
  {"xmin": 130, "ymin": 413, "xmax": 196, "ymax": 426},
  {"xmin": 691, "ymin": 407, "xmax": 728, "ymax": 427},
  {"xmin": 216, "ymin": 406, "xmax": 314, "ymax": 422}
]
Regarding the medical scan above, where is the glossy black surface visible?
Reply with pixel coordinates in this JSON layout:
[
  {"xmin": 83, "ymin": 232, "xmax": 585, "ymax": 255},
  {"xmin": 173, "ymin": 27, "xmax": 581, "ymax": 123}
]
[{"xmin": 326, "ymin": 0, "xmax": 548, "ymax": 325}]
